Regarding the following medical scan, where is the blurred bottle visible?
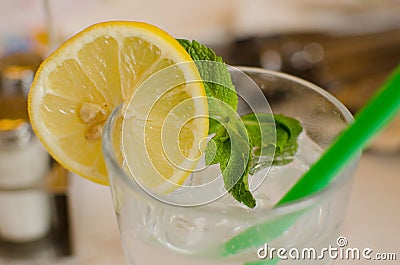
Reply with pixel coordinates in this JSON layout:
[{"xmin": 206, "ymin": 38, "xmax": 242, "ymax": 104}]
[{"xmin": 0, "ymin": 52, "xmax": 53, "ymax": 243}]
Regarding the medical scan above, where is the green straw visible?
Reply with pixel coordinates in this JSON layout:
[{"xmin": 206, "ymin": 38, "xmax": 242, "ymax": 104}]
[
  {"xmin": 221, "ymin": 64, "xmax": 400, "ymax": 262},
  {"xmin": 277, "ymin": 63, "xmax": 400, "ymax": 205}
]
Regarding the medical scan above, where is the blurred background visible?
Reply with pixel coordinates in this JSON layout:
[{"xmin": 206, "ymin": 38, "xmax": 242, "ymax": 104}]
[
  {"xmin": 2, "ymin": 0, "xmax": 400, "ymax": 150},
  {"xmin": 0, "ymin": 0, "xmax": 399, "ymax": 264}
]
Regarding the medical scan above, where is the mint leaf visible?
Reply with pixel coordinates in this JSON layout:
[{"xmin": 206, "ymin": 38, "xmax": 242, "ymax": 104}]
[
  {"xmin": 242, "ymin": 113, "xmax": 303, "ymax": 166},
  {"xmin": 273, "ymin": 114, "xmax": 303, "ymax": 164},
  {"xmin": 241, "ymin": 113, "xmax": 276, "ymax": 157},
  {"xmin": 205, "ymin": 122, "xmax": 255, "ymax": 208},
  {"xmin": 177, "ymin": 39, "xmax": 238, "ymax": 134},
  {"xmin": 229, "ymin": 152, "xmax": 255, "ymax": 208}
]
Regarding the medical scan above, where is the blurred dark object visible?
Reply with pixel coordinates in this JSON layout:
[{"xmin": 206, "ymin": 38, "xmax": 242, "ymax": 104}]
[
  {"xmin": 0, "ymin": 52, "xmax": 42, "ymax": 97},
  {"xmin": 211, "ymin": 29, "xmax": 400, "ymax": 153},
  {"xmin": 212, "ymin": 29, "xmax": 400, "ymax": 112},
  {"xmin": 0, "ymin": 52, "xmax": 42, "ymax": 121}
]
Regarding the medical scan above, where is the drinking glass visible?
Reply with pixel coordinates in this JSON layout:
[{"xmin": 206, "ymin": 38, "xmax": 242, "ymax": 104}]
[{"xmin": 102, "ymin": 67, "xmax": 359, "ymax": 265}]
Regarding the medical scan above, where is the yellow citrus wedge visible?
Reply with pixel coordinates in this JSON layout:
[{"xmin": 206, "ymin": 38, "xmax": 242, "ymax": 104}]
[{"xmin": 28, "ymin": 21, "xmax": 208, "ymax": 186}]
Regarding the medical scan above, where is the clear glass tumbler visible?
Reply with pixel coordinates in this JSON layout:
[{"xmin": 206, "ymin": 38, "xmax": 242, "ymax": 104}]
[{"xmin": 102, "ymin": 67, "xmax": 359, "ymax": 265}]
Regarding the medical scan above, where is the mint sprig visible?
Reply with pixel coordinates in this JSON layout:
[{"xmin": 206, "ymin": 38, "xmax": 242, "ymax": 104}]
[{"xmin": 178, "ymin": 39, "xmax": 303, "ymax": 208}]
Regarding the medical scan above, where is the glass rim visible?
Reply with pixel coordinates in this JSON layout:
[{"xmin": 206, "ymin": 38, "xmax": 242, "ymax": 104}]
[{"xmin": 102, "ymin": 66, "xmax": 359, "ymax": 218}]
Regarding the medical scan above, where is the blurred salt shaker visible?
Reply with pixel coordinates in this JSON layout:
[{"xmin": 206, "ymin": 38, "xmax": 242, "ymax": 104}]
[{"xmin": 0, "ymin": 53, "xmax": 51, "ymax": 242}]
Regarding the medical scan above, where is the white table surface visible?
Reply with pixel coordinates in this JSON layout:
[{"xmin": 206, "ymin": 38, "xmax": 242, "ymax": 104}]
[
  {"xmin": 52, "ymin": 151, "xmax": 399, "ymax": 265},
  {"xmin": 1, "ymin": 152, "xmax": 399, "ymax": 265}
]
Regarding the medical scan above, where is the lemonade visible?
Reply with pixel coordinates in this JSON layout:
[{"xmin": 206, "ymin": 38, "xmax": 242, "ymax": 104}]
[
  {"xmin": 28, "ymin": 22, "xmax": 359, "ymax": 265},
  {"xmin": 102, "ymin": 68, "xmax": 358, "ymax": 265}
]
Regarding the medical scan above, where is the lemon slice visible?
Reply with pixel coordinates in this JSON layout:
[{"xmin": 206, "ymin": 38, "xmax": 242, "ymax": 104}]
[{"xmin": 28, "ymin": 21, "xmax": 208, "ymax": 186}]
